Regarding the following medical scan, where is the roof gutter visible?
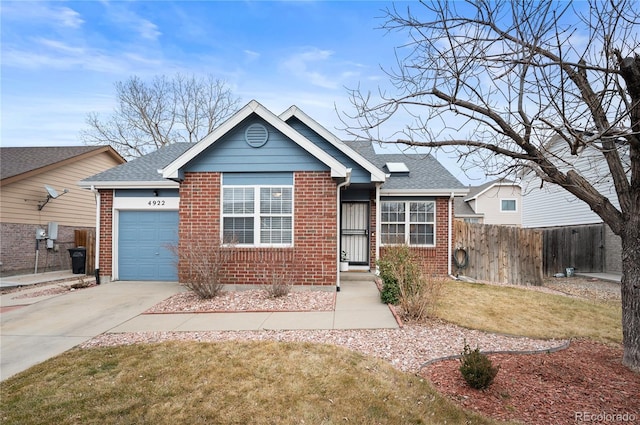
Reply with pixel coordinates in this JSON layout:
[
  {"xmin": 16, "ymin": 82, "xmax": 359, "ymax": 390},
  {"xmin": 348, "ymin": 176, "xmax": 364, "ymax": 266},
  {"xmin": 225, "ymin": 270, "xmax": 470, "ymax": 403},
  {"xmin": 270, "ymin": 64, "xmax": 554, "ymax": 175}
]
[{"xmin": 336, "ymin": 169, "xmax": 352, "ymax": 292}]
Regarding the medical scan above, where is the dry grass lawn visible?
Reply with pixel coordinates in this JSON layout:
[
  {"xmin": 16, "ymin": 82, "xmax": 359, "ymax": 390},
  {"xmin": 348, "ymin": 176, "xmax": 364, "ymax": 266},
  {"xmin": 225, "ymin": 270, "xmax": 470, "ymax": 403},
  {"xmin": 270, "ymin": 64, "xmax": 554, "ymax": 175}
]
[
  {"xmin": 436, "ymin": 281, "xmax": 622, "ymax": 343},
  {"xmin": 0, "ymin": 341, "xmax": 505, "ymax": 425}
]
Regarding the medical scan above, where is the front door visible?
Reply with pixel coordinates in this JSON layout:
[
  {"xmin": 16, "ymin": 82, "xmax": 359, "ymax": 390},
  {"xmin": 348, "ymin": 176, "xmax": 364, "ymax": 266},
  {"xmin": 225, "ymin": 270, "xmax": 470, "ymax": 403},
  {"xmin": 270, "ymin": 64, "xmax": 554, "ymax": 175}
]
[{"xmin": 340, "ymin": 202, "xmax": 369, "ymax": 265}]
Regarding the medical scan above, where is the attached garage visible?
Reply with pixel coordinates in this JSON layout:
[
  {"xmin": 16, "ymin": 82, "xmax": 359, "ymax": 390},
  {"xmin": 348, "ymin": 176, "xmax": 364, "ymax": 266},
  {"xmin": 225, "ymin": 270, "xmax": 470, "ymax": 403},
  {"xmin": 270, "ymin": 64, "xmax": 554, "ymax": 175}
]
[{"xmin": 118, "ymin": 210, "xmax": 179, "ymax": 281}]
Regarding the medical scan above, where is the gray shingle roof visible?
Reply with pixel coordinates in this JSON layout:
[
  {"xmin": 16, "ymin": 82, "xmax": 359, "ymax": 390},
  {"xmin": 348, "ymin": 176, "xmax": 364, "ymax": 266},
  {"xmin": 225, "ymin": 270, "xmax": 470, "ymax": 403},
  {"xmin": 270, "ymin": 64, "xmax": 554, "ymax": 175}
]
[
  {"xmin": 82, "ymin": 143, "xmax": 193, "ymax": 183},
  {"xmin": 454, "ymin": 197, "xmax": 481, "ymax": 216},
  {"xmin": 345, "ymin": 141, "xmax": 466, "ymax": 191},
  {"xmin": 81, "ymin": 140, "xmax": 466, "ymax": 192},
  {"xmin": 1, "ymin": 146, "xmax": 108, "ymax": 181}
]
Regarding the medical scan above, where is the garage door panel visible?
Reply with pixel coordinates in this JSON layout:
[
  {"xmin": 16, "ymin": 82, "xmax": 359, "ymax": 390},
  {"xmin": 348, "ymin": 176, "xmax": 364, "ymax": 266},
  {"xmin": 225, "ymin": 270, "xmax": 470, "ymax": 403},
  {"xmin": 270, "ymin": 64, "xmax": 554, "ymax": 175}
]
[{"xmin": 118, "ymin": 210, "xmax": 178, "ymax": 281}]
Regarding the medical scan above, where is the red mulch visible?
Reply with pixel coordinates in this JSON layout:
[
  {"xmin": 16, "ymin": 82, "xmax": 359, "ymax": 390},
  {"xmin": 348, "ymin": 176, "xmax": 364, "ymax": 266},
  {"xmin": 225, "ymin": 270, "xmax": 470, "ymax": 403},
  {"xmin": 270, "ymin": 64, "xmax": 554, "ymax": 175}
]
[{"xmin": 422, "ymin": 340, "xmax": 640, "ymax": 424}]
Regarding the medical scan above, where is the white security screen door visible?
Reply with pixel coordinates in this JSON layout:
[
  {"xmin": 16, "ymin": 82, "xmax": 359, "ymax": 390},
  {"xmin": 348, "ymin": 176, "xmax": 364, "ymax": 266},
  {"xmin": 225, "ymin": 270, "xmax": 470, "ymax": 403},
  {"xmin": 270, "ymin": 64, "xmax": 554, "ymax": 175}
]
[{"xmin": 340, "ymin": 202, "xmax": 369, "ymax": 265}]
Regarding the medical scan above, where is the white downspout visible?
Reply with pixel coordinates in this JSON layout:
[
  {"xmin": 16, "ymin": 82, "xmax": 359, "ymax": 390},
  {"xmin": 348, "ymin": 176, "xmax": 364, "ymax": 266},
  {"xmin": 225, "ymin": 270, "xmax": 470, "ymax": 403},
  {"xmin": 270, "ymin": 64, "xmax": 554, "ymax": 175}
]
[
  {"xmin": 375, "ymin": 183, "xmax": 381, "ymax": 274},
  {"xmin": 91, "ymin": 186, "xmax": 101, "ymax": 284},
  {"xmin": 448, "ymin": 191, "xmax": 456, "ymax": 279},
  {"xmin": 336, "ymin": 169, "xmax": 352, "ymax": 292}
]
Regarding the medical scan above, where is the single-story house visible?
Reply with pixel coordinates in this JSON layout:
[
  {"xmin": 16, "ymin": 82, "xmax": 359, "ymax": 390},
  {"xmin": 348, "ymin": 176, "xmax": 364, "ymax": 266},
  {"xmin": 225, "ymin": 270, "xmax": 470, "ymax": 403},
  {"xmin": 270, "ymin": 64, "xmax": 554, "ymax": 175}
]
[
  {"xmin": 0, "ymin": 146, "xmax": 125, "ymax": 275},
  {"xmin": 454, "ymin": 179, "xmax": 522, "ymax": 226},
  {"xmin": 81, "ymin": 100, "xmax": 468, "ymax": 288}
]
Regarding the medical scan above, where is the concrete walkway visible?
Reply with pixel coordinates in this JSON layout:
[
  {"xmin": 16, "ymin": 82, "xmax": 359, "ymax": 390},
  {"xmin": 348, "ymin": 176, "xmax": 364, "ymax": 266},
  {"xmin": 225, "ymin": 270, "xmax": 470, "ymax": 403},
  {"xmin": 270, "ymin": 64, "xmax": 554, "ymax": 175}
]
[{"xmin": 1, "ymin": 275, "xmax": 397, "ymax": 381}]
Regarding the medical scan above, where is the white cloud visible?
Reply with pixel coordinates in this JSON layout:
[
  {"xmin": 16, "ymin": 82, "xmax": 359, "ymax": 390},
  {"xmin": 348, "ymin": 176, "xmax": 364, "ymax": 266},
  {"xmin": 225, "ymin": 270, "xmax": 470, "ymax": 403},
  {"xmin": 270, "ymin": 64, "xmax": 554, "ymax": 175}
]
[
  {"xmin": 243, "ymin": 50, "xmax": 261, "ymax": 63},
  {"xmin": 103, "ymin": 4, "xmax": 162, "ymax": 42},
  {"xmin": 1, "ymin": 3, "xmax": 84, "ymax": 29},
  {"xmin": 35, "ymin": 38, "xmax": 86, "ymax": 55},
  {"xmin": 137, "ymin": 19, "xmax": 162, "ymax": 41},
  {"xmin": 281, "ymin": 48, "xmax": 339, "ymax": 89},
  {"xmin": 55, "ymin": 6, "xmax": 85, "ymax": 28}
]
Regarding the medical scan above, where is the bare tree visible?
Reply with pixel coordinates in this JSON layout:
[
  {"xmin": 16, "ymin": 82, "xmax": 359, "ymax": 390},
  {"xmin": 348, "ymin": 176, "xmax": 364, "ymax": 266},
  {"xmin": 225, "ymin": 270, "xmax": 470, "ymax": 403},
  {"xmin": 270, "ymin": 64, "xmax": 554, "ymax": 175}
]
[
  {"xmin": 343, "ymin": 0, "xmax": 640, "ymax": 371},
  {"xmin": 81, "ymin": 73, "xmax": 241, "ymax": 158}
]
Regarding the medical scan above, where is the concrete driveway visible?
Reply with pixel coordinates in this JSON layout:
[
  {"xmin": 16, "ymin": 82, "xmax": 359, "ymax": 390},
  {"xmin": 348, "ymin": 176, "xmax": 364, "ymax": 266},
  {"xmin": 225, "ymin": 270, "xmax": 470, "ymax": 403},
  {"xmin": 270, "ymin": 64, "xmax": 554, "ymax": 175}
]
[{"xmin": 1, "ymin": 281, "xmax": 183, "ymax": 381}]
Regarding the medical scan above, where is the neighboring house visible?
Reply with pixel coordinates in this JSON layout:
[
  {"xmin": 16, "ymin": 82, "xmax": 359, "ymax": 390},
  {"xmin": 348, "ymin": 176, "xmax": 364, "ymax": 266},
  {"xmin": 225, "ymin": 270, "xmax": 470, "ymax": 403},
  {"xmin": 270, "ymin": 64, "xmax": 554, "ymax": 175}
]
[
  {"xmin": 521, "ymin": 136, "xmax": 625, "ymax": 274},
  {"xmin": 0, "ymin": 146, "xmax": 125, "ymax": 275},
  {"xmin": 81, "ymin": 100, "xmax": 467, "ymax": 287},
  {"xmin": 454, "ymin": 179, "xmax": 522, "ymax": 226}
]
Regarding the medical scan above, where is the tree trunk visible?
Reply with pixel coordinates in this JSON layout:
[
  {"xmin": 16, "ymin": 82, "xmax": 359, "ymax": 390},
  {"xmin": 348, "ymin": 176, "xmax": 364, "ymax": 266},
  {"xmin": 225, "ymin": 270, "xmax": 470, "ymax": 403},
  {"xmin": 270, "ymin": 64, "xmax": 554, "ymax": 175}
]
[{"xmin": 621, "ymin": 217, "xmax": 640, "ymax": 372}]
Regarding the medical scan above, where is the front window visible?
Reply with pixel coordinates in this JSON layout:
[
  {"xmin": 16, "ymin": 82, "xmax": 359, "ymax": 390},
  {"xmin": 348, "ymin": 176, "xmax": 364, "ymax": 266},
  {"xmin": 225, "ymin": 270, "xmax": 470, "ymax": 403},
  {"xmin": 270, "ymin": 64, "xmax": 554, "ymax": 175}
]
[
  {"xmin": 381, "ymin": 200, "xmax": 435, "ymax": 246},
  {"xmin": 223, "ymin": 186, "xmax": 293, "ymax": 245}
]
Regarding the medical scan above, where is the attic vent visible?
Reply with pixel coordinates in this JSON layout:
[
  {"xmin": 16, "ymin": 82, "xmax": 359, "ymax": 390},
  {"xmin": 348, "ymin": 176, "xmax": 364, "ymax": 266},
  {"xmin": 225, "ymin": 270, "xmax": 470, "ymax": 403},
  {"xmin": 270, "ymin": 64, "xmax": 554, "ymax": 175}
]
[
  {"xmin": 245, "ymin": 123, "xmax": 269, "ymax": 148},
  {"xmin": 385, "ymin": 162, "xmax": 410, "ymax": 173}
]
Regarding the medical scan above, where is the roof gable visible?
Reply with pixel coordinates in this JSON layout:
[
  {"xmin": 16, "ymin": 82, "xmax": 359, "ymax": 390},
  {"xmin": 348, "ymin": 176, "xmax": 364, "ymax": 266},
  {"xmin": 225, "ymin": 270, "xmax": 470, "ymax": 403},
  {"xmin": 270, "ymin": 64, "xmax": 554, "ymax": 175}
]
[
  {"xmin": 464, "ymin": 178, "xmax": 521, "ymax": 202},
  {"xmin": 183, "ymin": 115, "xmax": 331, "ymax": 173},
  {"xmin": 162, "ymin": 100, "xmax": 348, "ymax": 180},
  {"xmin": 1, "ymin": 146, "xmax": 125, "ymax": 185},
  {"xmin": 279, "ymin": 106, "xmax": 385, "ymax": 183}
]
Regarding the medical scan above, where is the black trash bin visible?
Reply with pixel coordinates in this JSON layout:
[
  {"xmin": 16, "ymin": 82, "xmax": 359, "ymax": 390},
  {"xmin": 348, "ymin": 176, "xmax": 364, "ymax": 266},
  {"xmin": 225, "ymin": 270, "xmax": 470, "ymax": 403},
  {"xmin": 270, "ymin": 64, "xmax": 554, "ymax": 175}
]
[{"xmin": 68, "ymin": 247, "xmax": 86, "ymax": 274}]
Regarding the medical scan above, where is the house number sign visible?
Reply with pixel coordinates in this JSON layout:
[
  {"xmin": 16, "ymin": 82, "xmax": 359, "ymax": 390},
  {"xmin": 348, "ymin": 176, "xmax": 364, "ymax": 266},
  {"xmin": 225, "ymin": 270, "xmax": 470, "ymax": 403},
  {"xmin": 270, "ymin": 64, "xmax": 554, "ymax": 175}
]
[{"xmin": 113, "ymin": 197, "xmax": 179, "ymax": 210}]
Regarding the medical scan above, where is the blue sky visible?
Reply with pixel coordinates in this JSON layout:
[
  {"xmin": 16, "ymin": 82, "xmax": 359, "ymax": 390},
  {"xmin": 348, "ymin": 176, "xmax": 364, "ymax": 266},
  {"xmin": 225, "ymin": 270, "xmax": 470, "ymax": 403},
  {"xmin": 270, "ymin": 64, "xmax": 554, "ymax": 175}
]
[{"xmin": 1, "ymin": 0, "xmax": 478, "ymax": 183}]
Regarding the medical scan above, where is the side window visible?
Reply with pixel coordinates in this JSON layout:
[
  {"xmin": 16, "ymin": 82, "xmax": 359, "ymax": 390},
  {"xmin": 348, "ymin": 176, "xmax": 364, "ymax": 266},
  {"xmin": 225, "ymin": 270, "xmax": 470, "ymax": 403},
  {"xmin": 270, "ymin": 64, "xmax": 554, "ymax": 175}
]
[{"xmin": 501, "ymin": 199, "xmax": 517, "ymax": 212}]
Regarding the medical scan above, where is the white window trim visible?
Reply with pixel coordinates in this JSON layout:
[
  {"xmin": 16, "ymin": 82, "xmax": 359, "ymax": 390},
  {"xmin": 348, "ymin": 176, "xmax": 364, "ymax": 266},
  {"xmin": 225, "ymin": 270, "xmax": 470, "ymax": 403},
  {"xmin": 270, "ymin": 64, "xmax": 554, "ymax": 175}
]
[
  {"xmin": 380, "ymin": 200, "xmax": 436, "ymax": 247},
  {"xmin": 221, "ymin": 184, "xmax": 294, "ymax": 247},
  {"xmin": 500, "ymin": 198, "xmax": 518, "ymax": 212}
]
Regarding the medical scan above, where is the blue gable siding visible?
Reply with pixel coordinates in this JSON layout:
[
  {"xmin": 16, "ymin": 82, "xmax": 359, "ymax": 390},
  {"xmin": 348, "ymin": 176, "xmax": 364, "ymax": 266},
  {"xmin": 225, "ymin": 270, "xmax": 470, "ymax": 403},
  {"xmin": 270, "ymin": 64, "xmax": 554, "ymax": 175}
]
[
  {"xmin": 115, "ymin": 189, "xmax": 179, "ymax": 197},
  {"xmin": 223, "ymin": 172, "xmax": 293, "ymax": 186},
  {"xmin": 184, "ymin": 115, "xmax": 329, "ymax": 173},
  {"xmin": 286, "ymin": 118, "xmax": 372, "ymax": 184}
]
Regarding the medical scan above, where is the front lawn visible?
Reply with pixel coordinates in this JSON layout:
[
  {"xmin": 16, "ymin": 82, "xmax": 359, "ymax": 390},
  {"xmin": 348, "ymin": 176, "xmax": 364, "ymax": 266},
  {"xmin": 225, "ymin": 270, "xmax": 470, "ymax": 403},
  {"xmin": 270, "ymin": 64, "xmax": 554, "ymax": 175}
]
[
  {"xmin": 435, "ymin": 281, "xmax": 622, "ymax": 343},
  {"xmin": 0, "ymin": 341, "xmax": 503, "ymax": 425}
]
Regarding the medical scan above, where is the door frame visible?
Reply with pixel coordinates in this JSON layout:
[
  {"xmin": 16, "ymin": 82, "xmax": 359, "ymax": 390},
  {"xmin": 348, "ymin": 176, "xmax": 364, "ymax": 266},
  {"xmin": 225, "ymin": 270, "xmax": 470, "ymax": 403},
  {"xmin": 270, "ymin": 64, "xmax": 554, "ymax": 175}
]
[{"xmin": 340, "ymin": 201, "xmax": 370, "ymax": 266}]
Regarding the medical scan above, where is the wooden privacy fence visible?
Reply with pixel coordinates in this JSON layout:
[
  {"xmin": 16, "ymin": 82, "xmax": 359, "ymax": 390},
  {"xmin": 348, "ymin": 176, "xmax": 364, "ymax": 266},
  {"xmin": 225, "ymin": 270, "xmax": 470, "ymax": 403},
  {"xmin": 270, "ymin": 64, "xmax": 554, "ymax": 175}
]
[
  {"xmin": 453, "ymin": 221, "xmax": 543, "ymax": 286},
  {"xmin": 74, "ymin": 229, "xmax": 95, "ymax": 275},
  {"xmin": 542, "ymin": 224, "xmax": 604, "ymax": 276}
]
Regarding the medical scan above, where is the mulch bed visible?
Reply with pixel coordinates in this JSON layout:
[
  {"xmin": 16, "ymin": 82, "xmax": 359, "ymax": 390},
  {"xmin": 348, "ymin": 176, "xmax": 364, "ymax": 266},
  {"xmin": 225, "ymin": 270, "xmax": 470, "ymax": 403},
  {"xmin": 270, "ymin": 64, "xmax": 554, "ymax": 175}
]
[{"xmin": 421, "ymin": 339, "xmax": 640, "ymax": 424}]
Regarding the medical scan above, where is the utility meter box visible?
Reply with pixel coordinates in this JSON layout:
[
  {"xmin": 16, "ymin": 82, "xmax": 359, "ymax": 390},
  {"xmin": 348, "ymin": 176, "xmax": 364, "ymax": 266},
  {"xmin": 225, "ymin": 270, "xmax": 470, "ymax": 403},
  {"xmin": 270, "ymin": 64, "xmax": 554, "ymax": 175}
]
[
  {"xmin": 36, "ymin": 228, "xmax": 46, "ymax": 240},
  {"xmin": 47, "ymin": 222, "xmax": 58, "ymax": 240}
]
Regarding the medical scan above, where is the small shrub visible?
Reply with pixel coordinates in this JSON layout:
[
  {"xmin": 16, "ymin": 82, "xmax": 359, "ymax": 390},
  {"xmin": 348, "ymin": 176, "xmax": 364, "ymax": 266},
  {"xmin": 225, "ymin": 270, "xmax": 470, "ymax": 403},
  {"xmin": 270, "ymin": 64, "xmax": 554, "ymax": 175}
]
[
  {"xmin": 171, "ymin": 238, "xmax": 235, "ymax": 299},
  {"xmin": 263, "ymin": 270, "xmax": 293, "ymax": 298},
  {"xmin": 260, "ymin": 251, "xmax": 296, "ymax": 298},
  {"xmin": 459, "ymin": 342, "xmax": 500, "ymax": 389},
  {"xmin": 380, "ymin": 276, "xmax": 400, "ymax": 304},
  {"xmin": 378, "ymin": 245, "xmax": 445, "ymax": 321},
  {"xmin": 378, "ymin": 245, "xmax": 417, "ymax": 305}
]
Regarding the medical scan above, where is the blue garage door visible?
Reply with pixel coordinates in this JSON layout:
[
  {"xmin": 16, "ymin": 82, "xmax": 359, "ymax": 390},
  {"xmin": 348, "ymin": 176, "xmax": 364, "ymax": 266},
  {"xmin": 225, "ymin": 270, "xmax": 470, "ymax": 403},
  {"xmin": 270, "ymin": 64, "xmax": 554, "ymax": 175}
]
[{"xmin": 118, "ymin": 210, "xmax": 179, "ymax": 281}]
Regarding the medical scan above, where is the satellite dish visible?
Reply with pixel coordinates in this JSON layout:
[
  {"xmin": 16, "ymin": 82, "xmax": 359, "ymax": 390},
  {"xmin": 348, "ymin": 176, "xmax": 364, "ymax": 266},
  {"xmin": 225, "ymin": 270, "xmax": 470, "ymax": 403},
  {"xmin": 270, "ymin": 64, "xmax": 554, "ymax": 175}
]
[{"xmin": 45, "ymin": 185, "xmax": 59, "ymax": 199}]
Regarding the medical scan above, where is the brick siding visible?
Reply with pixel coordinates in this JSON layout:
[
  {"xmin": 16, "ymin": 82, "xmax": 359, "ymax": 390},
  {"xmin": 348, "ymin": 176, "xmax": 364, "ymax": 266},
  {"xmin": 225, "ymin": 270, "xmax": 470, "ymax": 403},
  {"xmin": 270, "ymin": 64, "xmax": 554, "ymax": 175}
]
[
  {"xmin": 380, "ymin": 197, "xmax": 451, "ymax": 276},
  {"xmin": 97, "ymin": 190, "xmax": 113, "ymax": 279},
  {"xmin": 178, "ymin": 171, "xmax": 338, "ymax": 286},
  {"xmin": 0, "ymin": 222, "xmax": 91, "ymax": 276}
]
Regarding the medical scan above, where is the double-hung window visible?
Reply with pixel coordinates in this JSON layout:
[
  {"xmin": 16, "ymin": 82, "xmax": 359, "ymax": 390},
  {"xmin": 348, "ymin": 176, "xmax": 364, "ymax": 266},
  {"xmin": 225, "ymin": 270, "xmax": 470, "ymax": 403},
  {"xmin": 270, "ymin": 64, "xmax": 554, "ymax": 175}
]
[
  {"xmin": 381, "ymin": 200, "xmax": 435, "ymax": 246},
  {"xmin": 222, "ymin": 186, "xmax": 293, "ymax": 246}
]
